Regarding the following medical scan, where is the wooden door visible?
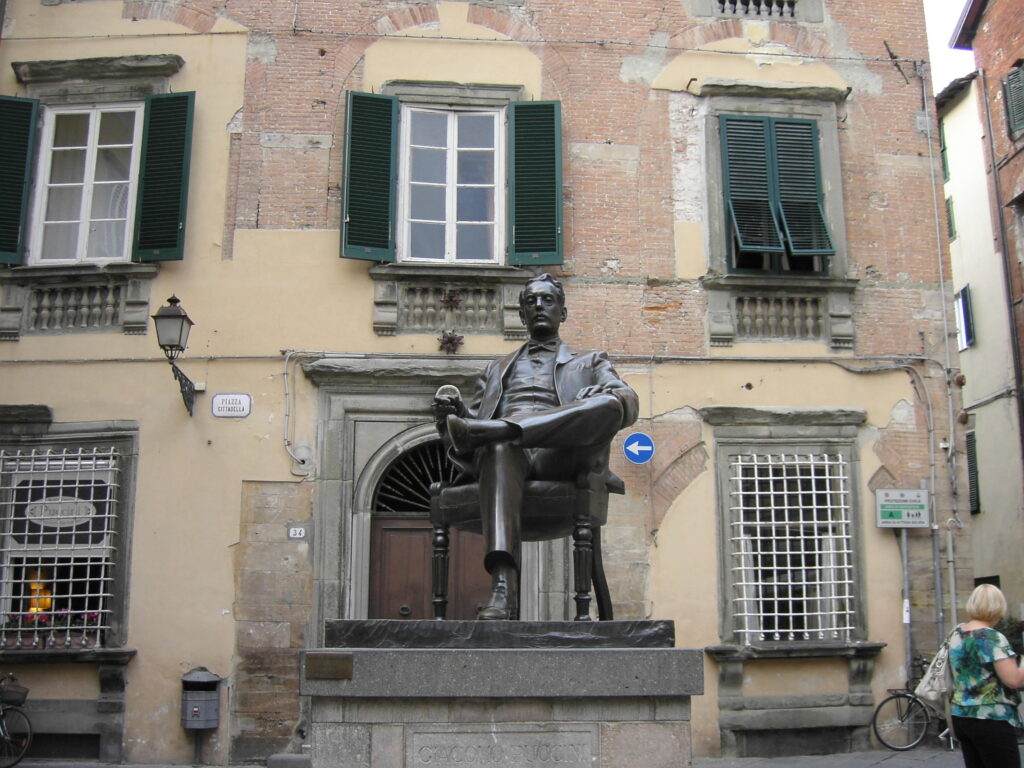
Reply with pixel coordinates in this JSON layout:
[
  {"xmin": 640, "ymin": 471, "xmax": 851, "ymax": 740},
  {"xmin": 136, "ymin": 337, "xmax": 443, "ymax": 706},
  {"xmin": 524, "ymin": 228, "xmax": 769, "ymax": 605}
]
[
  {"xmin": 367, "ymin": 440, "xmax": 491, "ymax": 620},
  {"xmin": 368, "ymin": 517, "xmax": 490, "ymax": 620}
]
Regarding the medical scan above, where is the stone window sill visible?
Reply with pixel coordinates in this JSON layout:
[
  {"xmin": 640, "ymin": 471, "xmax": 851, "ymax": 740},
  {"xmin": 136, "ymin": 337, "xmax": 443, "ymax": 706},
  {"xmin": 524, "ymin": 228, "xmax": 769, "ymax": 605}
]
[
  {"xmin": 706, "ymin": 641, "xmax": 885, "ymax": 661},
  {"xmin": 702, "ymin": 274, "xmax": 858, "ymax": 349},
  {"xmin": 369, "ymin": 263, "xmax": 534, "ymax": 340},
  {"xmin": 0, "ymin": 263, "xmax": 158, "ymax": 341},
  {"xmin": 0, "ymin": 647, "xmax": 136, "ymax": 664}
]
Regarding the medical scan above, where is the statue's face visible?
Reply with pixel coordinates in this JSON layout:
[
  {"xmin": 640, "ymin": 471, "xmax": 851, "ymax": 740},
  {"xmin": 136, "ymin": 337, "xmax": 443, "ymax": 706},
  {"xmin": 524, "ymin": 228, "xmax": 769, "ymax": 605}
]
[{"xmin": 520, "ymin": 281, "xmax": 566, "ymax": 340}]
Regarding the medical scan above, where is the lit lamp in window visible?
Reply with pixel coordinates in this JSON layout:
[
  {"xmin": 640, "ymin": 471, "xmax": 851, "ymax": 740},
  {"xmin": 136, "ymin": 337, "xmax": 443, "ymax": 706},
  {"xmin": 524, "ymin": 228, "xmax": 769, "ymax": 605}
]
[
  {"xmin": 152, "ymin": 296, "xmax": 198, "ymax": 416},
  {"xmin": 26, "ymin": 568, "xmax": 53, "ymax": 614}
]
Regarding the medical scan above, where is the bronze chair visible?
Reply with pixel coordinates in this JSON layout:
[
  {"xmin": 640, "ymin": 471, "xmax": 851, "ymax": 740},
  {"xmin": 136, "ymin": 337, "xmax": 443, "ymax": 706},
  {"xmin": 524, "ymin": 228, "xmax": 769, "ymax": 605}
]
[{"xmin": 428, "ymin": 467, "xmax": 624, "ymax": 621}]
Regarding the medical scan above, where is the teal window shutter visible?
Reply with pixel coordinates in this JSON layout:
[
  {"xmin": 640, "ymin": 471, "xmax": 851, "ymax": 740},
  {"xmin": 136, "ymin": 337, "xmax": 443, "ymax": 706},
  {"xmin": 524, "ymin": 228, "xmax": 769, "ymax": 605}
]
[
  {"xmin": 721, "ymin": 115, "xmax": 834, "ymax": 272},
  {"xmin": 939, "ymin": 120, "xmax": 950, "ymax": 181},
  {"xmin": 774, "ymin": 120, "xmax": 833, "ymax": 256},
  {"xmin": 0, "ymin": 96, "xmax": 39, "ymax": 265},
  {"xmin": 342, "ymin": 92, "xmax": 397, "ymax": 262},
  {"xmin": 509, "ymin": 101, "xmax": 562, "ymax": 266},
  {"xmin": 721, "ymin": 115, "xmax": 785, "ymax": 255},
  {"xmin": 966, "ymin": 430, "xmax": 980, "ymax": 514},
  {"xmin": 132, "ymin": 91, "xmax": 195, "ymax": 262},
  {"xmin": 1005, "ymin": 67, "xmax": 1024, "ymax": 135}
]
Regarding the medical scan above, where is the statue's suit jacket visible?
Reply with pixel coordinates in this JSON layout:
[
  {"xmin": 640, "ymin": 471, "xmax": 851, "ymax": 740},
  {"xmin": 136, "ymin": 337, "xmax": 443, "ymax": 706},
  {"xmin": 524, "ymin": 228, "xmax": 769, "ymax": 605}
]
[{"xmin": 464, "ymin": 341, "xmax": 639, "ymax": 433}]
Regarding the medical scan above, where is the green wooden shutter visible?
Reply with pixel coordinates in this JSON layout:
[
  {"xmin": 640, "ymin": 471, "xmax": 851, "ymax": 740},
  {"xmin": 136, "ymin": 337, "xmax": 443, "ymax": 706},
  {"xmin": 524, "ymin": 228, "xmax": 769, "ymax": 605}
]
[
  {"xmin": 509, "ymin": 101, "xmax": 562, "ymax": 266},
  {"xmin": 1005, "ymin": 67, "xmax": 1024, "ymax": 135},
  {"xmin": 721, "ymin": 115, "xmax": 784, "ymax": 255},
  {"xmin": 0, "ymin": 96, "xmax": 39, "ymax": 265},
  {"xmin": 342, "ymin": 92, "xmax": 397, "ymax": 262},
  {"xmin": 966, "ymin": 430, "xmax": 980, "ymax": 514},
  {"xmin": 132, "ymin": 91, "xmax": 195, "ymax": 262},
  {"xmin": 773, "ymin": 119, "xmax": 834, "ymax": 256},
  {"xmin": 939, "ymin": 120, "xmax": 950, "ymax": 181}
]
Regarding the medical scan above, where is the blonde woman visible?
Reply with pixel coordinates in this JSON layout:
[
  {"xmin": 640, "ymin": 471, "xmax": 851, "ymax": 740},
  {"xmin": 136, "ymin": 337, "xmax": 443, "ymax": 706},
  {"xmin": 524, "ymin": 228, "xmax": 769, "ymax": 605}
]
[{"xmin": 950, "ymin": 584, "xmax": 1024, "ymax": 768}]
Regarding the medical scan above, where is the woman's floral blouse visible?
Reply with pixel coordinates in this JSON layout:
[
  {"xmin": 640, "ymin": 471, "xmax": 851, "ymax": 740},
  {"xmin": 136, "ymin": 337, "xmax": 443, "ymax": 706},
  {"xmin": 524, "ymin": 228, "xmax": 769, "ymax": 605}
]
[{"xmin": 950, "ymin": 626, "xmax": 1022, "ymax": 726}]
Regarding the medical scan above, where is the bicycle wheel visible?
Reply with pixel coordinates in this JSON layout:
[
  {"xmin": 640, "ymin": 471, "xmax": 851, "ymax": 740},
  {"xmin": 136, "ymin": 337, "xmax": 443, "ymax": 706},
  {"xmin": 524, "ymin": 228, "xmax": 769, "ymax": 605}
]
[
  {"xmin": 872, "ymin": 692, "xmax": 930, "ymax": 750},
  {"xmin": 0, "ymin": 706, "xmax": 32, "ymax": 768}
]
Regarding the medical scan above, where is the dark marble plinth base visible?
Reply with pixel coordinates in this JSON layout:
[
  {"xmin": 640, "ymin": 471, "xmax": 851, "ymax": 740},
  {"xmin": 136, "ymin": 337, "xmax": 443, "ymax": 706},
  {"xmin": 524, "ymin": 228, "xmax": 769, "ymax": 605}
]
[{"xmin": 323, "ymin": 619, "xmax": 675, "ymax": 649}]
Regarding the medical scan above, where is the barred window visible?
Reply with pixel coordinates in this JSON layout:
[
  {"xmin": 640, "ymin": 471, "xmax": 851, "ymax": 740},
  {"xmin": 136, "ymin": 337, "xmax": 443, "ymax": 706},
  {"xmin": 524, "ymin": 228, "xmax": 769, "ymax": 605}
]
[
  {"xmin": 0, "ymin": 446, "xmax": 121, "ymax": 649},
  {"xmin": 729, "ymin": 452, "xmax": 855, "ymax": 644}
]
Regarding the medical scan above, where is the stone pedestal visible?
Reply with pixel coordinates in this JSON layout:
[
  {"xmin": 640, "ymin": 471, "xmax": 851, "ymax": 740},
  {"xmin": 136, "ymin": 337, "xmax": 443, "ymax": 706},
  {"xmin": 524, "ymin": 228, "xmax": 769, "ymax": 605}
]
[{"xmin": 302, "ymin": 621, "xmax": 703, "ymax": 768}]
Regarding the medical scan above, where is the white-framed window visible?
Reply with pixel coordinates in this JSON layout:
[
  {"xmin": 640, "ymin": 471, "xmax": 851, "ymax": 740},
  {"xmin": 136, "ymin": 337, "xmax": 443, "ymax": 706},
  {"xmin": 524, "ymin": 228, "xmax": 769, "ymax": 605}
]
[
  {"xmin": 29, "ymin": 103, "xmax": 145, "ymax": 265},
  {"xmin": 0, "ymin": 443, "xmax": 129, "ymax": 649},
  {"xmin": 955, "ymin": 285, "xmax": 975, "ymax": 351},
  {"xmin": 342, "ymin": 87, "xmax": 560, "ymax": 268},
  {"xmin": 397, "ymin": 105, "xmax": 505, "ymax": 264},
  {"xmin": 727, "ymin": 451, "xmax": 856, "ymax": 644}
]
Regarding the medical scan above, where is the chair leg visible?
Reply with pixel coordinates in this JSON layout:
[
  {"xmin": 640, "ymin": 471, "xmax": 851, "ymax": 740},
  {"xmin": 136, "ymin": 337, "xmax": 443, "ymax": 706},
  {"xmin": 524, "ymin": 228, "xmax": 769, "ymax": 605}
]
[
  {"xmin": 572, "ymin": 518, "xmax": 594, "ymax": 621},
  {"xmin": 431, "ymin": 524, "xmax": 450, "ymax": 620},
  {"xmin": 592, "ymin": 526, "xmax": 614, "ymax": 621}
]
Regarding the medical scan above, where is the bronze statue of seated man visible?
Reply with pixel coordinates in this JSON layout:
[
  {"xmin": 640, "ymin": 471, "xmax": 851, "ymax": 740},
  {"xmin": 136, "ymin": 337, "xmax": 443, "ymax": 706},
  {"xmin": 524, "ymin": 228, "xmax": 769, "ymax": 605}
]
[{"xmin": 433, "ymin": 273, "xmax": 639, "ymax": 620}]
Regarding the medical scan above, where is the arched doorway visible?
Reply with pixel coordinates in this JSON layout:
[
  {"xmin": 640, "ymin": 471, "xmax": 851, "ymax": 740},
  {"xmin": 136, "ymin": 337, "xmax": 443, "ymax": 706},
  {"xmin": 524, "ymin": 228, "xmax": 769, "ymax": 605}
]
[{"xmin": 367, "ymin": 439, "xmax": 492, "ymax": 620}]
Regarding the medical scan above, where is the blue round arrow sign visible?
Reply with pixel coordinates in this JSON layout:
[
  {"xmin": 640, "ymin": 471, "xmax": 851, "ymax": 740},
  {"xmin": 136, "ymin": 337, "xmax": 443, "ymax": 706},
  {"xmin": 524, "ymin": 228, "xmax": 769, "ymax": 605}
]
[{"xmin": 623, "ymin": 432, "xmax": 655, "ymax": 465}]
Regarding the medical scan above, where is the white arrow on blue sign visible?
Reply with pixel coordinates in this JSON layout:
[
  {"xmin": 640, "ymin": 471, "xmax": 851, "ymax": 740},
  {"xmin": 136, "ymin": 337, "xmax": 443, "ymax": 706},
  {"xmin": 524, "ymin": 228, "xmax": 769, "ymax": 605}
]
[{"xmin": 623, "ymin": 432, "xmax": 655, "ymax": 464}]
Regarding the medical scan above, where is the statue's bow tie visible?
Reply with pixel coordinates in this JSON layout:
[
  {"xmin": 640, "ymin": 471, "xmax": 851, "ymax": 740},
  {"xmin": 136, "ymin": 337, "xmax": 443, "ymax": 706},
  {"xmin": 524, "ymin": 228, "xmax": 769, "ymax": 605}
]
[{"xmin": 527, "ymin": 341, "xmax": 558, "ymax": 355}]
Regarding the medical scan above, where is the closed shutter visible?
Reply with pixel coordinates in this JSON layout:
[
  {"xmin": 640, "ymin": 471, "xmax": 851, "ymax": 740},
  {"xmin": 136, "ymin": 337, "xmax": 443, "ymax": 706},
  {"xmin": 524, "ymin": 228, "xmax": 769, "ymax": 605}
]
[
  {"xmin": 1005, "ymin": 67, "xmax": 1024, "ymax": 135},
  {"xmin": 0, "ymin": 96, "xmax": 39, "ymax": 265},
  {"xmin": 721, "ymin": 116, "xmax": 784, "ymax": 255},
  {"xmin": 132, "ymin": 91, "xmax": 195, "ymax": 262},
  {"xmin": 966, "ymin": 431, "xmax": 980, "ymax": 514},
  {"xmin": 342, "ymin": 92, "xmax": 397, "ymax": 262},
  {"xmin": 774, "ymin": 120, "xmax": 833, "ymax": 255},
  {"xmin": 509, "ymin": 101, "xmax": 562, "ymax": 266},
  {"xmin": 721, "ymin": 115, "xmax": 835, "ymax": 271}
]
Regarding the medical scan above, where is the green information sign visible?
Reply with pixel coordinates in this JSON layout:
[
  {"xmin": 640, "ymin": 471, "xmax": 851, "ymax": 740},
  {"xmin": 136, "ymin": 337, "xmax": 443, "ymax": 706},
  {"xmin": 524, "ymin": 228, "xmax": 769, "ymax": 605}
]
[{"xmin": 876, "ymin": 488, "xmax": 930, "ymax": 528}]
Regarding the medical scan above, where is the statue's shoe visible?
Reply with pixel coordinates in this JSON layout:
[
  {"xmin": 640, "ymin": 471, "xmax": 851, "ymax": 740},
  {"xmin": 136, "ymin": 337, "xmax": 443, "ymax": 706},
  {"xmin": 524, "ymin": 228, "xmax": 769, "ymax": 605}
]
[
  {"xmin": 446, "ymin": 414, "xmax": 516, "ymax": 454},
  {"xmin": 477, "ymin": 569, "xmax": 518, "ymax": 621}
]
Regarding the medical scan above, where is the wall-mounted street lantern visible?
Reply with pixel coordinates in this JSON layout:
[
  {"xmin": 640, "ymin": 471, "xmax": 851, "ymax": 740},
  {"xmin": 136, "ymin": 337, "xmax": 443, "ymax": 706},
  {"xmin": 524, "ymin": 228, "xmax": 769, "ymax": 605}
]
[{"xmin": 152, "ymin": 296, "xmax": 198, "ymax": 416}]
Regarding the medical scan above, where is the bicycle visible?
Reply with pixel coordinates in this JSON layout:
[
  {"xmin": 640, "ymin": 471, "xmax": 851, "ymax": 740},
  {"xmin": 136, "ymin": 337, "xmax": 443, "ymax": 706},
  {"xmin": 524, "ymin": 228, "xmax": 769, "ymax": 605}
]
[
  {"xmin": 871, "ymin": 655, "xmax": 955, "ymax": 751},
  {"xmin": 0, "ymin": 675, "xmax": 31, "ymax": 768}
]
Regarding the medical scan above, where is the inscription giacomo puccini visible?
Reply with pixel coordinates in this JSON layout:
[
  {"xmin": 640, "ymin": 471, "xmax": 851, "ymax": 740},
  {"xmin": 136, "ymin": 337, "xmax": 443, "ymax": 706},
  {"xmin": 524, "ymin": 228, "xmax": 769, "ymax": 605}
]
[{"xmin": 409, "ymin": 725, "xmax": 595, "ymax": 767}]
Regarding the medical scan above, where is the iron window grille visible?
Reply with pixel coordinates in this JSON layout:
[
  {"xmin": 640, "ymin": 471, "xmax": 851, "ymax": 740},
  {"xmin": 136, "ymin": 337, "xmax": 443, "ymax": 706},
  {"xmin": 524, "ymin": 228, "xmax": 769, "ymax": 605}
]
[
  {"xmin": 0, "ymin": 446, "xmax": 120, "ymax": 649},
  {"xmin": 728, "ymin": 452, "xmax": 855, "ymax": 644}
]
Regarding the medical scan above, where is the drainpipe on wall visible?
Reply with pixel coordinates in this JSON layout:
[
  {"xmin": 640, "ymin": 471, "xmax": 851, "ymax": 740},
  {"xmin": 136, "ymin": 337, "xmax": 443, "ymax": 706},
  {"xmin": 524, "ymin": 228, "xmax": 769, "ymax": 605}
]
[{"xmin": 919, "ymin": 60, "xmax": 964, "ymax": 645}]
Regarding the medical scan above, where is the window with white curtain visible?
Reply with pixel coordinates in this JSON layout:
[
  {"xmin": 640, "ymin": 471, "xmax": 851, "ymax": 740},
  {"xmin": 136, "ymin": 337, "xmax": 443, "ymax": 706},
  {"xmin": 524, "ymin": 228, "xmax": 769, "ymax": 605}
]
[
  {"xmin": 29, "ymin": 104, "xmax": 144, "ymax": 264},
  {"xmin": 398, "ymin": 104, "xmax": 505, "ymax": 264}
]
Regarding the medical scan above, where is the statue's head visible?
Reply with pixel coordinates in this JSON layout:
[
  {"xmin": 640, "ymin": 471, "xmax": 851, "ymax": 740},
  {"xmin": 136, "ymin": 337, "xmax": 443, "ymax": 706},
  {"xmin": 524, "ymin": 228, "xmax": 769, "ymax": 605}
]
[
  {"xmin": 519, "ymin": 273, "xmax": 567, "ymax": 339},
  {"xmin": 519, "ymin": 273, "xmax": 564, "ymax": 309}
]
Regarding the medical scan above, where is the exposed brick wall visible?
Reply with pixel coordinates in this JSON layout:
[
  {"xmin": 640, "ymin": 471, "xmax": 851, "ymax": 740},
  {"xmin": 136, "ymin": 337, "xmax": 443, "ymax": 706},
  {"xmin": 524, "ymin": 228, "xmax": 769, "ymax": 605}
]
[
  {"xmin": 231, "ymin": 481, "xmax": 314, "ymax": 762},
  {"xmin": 123, "ymin": 0, "xmax": 218, "ymax": 31},
  {"xmin": 212, "ymin": 0, "xmax": 949, "ymax": 363}
]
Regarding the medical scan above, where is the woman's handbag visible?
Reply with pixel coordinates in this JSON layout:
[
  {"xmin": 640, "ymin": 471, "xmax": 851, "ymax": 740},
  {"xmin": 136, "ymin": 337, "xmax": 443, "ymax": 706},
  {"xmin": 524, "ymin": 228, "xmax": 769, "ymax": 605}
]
[{"xmin": 914, "ymin": 629, "xmax": 957, "ymax": 706}]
